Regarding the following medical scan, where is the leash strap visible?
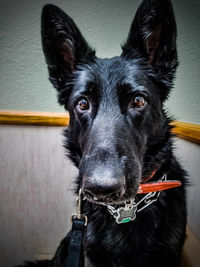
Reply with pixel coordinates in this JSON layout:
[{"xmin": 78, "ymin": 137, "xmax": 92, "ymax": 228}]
[
  {"xmin": 66, "ymin": 189, "xmax": 87, "ymax": 267},
  {"xmin": 65, "ymin": 218, "xmax": 85, "ymax": 267}
]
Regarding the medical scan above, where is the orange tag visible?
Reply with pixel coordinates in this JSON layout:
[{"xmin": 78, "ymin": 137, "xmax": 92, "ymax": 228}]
[{"xmin": 137, "ymin": 181, "xmax": 182, "ymax": 194}]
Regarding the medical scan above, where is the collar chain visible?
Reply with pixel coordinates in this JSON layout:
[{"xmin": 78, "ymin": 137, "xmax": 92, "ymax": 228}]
[{"xmin": 106, "ymin": 173, "xmax": 167, "ymax": 224}]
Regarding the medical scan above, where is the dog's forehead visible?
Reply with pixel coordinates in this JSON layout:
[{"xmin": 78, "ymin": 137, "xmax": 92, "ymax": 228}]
[
  {"xmin": 77, "ymin": 57, "xmax": 147, "ymax": 91},
  {"xmin": 93, "ymin": 57, "xmax": 140, "ymax": 83}
]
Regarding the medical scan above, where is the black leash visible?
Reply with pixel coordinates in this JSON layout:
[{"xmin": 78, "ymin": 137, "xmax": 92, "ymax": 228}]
[{"xmin": 65, "ymin": 189, "xmax": 87, "ymax": 267}]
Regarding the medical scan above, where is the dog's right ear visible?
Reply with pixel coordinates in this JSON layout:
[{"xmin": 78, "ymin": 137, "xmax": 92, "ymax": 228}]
[
  {"xmin": 41, "ymin": 4, "xmax": 95, "ymax": 91},
  {"xmin": 121, "ymin": 0, "xmax": 177, "ymax": 81}
]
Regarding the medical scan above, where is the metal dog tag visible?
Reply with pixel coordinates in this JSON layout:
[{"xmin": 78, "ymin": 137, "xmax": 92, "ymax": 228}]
[
  {"xmin": 115, "ymin": 204, "xmax": 137, "ymax": 224},
  {"xmin": 107, "ymin": 199, "xmax": 137, "ymax": 224}
]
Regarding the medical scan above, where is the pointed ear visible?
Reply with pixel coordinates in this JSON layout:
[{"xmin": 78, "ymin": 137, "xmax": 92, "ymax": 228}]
[
  {"xmin": 41, "ymin": 4, "xmax": 95, "ymax": 90},
  {"xmin": 121, "ymin": 0, "xmax": 178, "ymax": 77}
]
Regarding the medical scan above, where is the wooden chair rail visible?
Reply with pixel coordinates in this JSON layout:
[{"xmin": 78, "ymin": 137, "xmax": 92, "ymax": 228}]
[{"xmin": 0, "ymin": 110, "xmax": 69, "ymax": 127}]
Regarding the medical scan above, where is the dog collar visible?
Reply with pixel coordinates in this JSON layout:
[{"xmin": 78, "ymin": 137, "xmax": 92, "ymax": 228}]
[
  {"xmin": 106, "ymin": 173, "xmax": 182, "ymax": 224},
  {"xmin": 138, "ymin": 169, "xmax": 181, "ymax": 193}
]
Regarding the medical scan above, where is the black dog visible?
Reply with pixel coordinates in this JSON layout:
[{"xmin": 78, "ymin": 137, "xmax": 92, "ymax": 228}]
[{"xmin": 18, "ymin": 0, "xmax": 187, "ymax": 266}]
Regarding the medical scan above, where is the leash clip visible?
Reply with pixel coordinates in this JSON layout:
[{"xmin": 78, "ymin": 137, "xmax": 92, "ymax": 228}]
[{"xmin": 71, "ymin": 189, "xmax": 88, "ymax": 226}]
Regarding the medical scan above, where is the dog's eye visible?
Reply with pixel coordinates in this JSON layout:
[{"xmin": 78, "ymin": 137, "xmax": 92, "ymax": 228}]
[
  {"xmin": 76, "ymin": 98, "xmax": 90, "ymax": 111},
  {"xmin": 131, "ymin": 96, "xmax": 146, "ymax": 109}
]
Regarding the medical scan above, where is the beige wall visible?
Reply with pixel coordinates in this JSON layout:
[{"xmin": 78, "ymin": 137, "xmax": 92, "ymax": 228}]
[
  {"xmin": 174, "ymin": 138, "xmax": 200, "ymax": 239},
  {"xmin": 174, "ymin": 138, "xmax": 200, "ymax": 267},
  {"xmin": 0, "ymin": 125, "xmax": 199, "ymax": 267},
  {"xmin": 0, "ymin": 125, "xmax": 77, "ymax": 266}
]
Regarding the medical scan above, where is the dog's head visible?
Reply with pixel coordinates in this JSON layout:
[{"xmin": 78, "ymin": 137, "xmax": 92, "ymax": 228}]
[{"xmin": 41, "ymin": 0, "xmax": 177, "ymax": 204}]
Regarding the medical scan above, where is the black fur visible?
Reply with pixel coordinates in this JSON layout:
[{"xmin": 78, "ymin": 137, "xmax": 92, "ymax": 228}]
[{"xmin": 17, "ymin": 0, "xmax": 187, "ymax": 266}]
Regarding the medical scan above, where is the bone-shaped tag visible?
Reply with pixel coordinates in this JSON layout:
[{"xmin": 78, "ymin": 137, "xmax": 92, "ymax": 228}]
[{"xmin": 115, "ymin": 205, "xmax": 137, "ymax": 224}]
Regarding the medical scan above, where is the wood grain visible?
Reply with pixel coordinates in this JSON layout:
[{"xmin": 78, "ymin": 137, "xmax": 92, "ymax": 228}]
[
  {"xmin": 0, "ymin": 110, "xmax": 69, "ymax": 126},
  {"xmin": 0, "ymin": 110, "xmax": 199, "ymax": 143}
]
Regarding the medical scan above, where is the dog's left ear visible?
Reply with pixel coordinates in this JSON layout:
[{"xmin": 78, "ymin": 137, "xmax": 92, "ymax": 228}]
[
  {"xmin": 122, "ymin": 0, "xmax": 178, "ymax": 80},
  {"xmin": 41, "ymin": 4, "xmax": 95, "ymax": 91}
]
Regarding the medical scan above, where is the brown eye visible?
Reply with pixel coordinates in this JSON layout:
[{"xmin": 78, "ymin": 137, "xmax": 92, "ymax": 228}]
[
  {"xmin": 131, "ymin": 95, "xmax": 146, "ymax": 109},
  {"xmin": 76, "ymin": 98, "xmax": 89, "ymax": 111}
]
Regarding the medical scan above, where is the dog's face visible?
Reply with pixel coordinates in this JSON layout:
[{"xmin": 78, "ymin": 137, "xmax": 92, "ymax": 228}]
[{"xmin": 41, "ymin": 0, "xmax": 177, "ymax": 204}]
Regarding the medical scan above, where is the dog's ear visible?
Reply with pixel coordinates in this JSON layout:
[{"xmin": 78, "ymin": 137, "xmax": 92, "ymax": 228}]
[
  {"xmin": 41, "ymin": 4, "xmax": 95, "ymax": 91},
  {"xmin": 122, "ymin": 0, "xmax": 177, "ymax": 78}
]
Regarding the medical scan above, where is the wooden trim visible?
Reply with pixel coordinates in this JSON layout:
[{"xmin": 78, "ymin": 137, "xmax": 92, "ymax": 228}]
[
  {"xmin": 0, "ymin": 110, "xmax": 69, "ymax": 126},
  {"xmin": 171, "ymin": 121, "xmax": 200, "ymax": 144},
  {"xmin": 0, "ymin": 110, "xmax": 199, "ymax": 143}
]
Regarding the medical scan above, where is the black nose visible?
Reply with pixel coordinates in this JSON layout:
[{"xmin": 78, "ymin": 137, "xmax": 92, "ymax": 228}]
[{"xmin": 82, "ymin": 165, "xmax": 126, "ymax": 202}]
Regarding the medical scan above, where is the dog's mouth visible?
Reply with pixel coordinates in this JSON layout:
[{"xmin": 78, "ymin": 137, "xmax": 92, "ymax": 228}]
[
  {"xmin": 82, "ymin": 177, "xmax": 140, "ymax": 206},
  {"xmin": 83, "ymin": 191, "xmax": 136, "ymax": 207}
]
